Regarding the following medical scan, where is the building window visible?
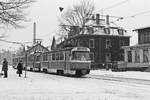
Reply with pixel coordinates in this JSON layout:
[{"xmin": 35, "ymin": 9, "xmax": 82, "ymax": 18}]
[
  {"xmin": 104, "ymin": 28, "xmax": 110, "ymax": 34},
  {"xmin": 118, "ymin": 29, "xmax": 124, "ymax": 35},
  {"xmin": 140, "ymin": 34, "xmax": 144, "ymax": 44},
  {"xmin": 105, "ymin": 53, "xmax": 111, "ymax": 62},
  {"xmin": 105, "ymin": 39, "xmax": 111, "ymax": 49},
  {"xmin": 90, "ymin": 52, "xmax": 94, "ymax": 62},
  {"xmin": 140, "ymin": 33, "xmax": 150, "ymax": 44},
  {"xmin": 120, "ymin": 40, "xmax": 125, "ymax": 47},
  {"xmin": 89, "ymin": 39, "xmax": 94, "ymax": 48}
]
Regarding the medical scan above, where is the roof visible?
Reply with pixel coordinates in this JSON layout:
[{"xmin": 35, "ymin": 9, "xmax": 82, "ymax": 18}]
[
  {"xmin": 69, "ymin": 34, "xmax": 130, "ymax": 39},
  {"xmin": 122, "ymin": 43, "xmax": 150, "ymax": 49},
  {"xmin": 26, "ymin": 43, "xmax": 49, "ymax": 54},
  {"xmin": 133, "ymin": 26, "xmax": 150, "ymax": 31}
]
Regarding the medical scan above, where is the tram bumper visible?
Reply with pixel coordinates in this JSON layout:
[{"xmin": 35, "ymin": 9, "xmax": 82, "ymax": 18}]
[{"xmin": 70, "ymin": 61, "xmax": 91, "ymax": 70}]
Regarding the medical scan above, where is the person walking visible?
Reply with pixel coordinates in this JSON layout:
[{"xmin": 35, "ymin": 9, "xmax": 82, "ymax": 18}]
[
  {"xmin": 17, "ymin": 60, "xmax": 23, "ymax": 77},
  {"xmin": 2, "ymin": 58, "xmax": 8, "ymax": 78}
]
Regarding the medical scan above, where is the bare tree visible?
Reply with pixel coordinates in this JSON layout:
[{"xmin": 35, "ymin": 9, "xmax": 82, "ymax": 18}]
[
  {"xmin": 58, "ymin": 0, "xmax": 95, "ymax": 40},
  {"xmin": 0, "ymin": 0, "xmax": 34, "ymax": 39},
  {"xmin": 0, "ymin": 0, "xmax": 34, "ymax": 28}
]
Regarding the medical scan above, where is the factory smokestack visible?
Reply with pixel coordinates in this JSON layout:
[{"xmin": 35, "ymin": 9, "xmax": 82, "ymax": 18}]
[{"xmin": 33, "ymin": 22, "xmax": 36, "ymax": 45}]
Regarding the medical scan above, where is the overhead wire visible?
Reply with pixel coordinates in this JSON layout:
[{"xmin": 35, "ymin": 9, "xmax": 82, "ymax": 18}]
[
  {"xmin": 101, "ymin": 0, "xmax": 130, "ymax": 11},
  {"xmin": 112, "ymin": 9, "xmax": 150, "ymax": 23},
  {"xmin": 0, "ymin": 39, "xmax": 31, "ymax": 45}
]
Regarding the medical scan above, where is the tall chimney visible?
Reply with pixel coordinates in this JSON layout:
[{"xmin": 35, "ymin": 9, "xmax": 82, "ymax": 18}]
[
  {"xmin": 96, "ymin": 14, "xmax": 100, "ymax": 25},
  {"xmin": 106, "ymin": 15, "xmax": 110, "ymax": 25},
  {"xmin": 33, "ymin": 22, "xmax": 36, "ymax": 45}
]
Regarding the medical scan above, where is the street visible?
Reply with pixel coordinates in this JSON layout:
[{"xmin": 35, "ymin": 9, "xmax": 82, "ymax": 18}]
[{"xmin": 0, "ymin": 66, "xmax": 150, "ymax": 100}]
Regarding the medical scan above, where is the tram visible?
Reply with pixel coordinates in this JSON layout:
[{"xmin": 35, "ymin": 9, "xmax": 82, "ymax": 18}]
[
  {"xmin": 12, "ymin": 46, "xmax": 91, "ymax": 77},
  {"xmin": 12, "ymin": 55, "xmax": 25, "ymax": 69},
  {"xmin": 41, "ymin": 47, "xmax": 91, "ymax": 76}
]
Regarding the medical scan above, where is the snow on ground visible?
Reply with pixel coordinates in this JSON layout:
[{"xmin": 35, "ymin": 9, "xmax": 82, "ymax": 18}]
[
  {"xmin": 0, "ymin": 66, "xmax": 150, "ymax": 100},
  {"xmin": 90, "ymin": 70, "xmax": 150, "ymax": 80}
]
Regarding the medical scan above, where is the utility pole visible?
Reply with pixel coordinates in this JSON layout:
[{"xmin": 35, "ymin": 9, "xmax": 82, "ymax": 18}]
[
  {"xmin": 25, "ymin": 52, "xmax": 27, "ymax": 78},
  {"xmin": 20, "ymin": 44, "xmax": 27, "ymax": 78}
]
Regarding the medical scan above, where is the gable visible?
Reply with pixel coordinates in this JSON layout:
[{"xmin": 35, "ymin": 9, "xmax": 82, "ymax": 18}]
[{"xmin": 26, "ymin": 44, "xmax": 49, "ymax": 54}]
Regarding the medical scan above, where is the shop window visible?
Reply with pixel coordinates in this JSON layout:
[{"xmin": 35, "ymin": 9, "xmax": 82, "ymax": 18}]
[
  {"xmin": 143, "ymin": 49, "xmax": 149, "ymax": 63},
  {"xmin": 135, "ymin": 50, "xmax": 140, "ymax": 63},
  {"xmin": 127, "ymin": 51, "xmax": 132, "ymax": 62}
]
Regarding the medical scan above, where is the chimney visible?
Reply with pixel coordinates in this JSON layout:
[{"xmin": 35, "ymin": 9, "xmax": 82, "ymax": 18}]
[
  {"xmin": 96, "ymin": 14, "xmax": 100, "ymax": 25},
  {"xmin": 106, "ymin": 15, "xmax": 110, "ymax": 25},
  {"xmin": 33, "ymin": 22, "xmax": 36, "ymax": 45}
]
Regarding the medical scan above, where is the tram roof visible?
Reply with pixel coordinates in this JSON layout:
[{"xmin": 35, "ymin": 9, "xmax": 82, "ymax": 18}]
[
  {"xmin": 71, "ymin": 47, "xmax": 90, "ymax": 52},
  {"xmin": 44, "ymin": 47, "xmax": 90, "ymax": 53}
]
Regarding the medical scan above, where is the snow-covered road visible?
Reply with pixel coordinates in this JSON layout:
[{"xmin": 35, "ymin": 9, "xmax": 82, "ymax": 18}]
[{"xmin": 0, "ymin": 66, "xmax": 150, "ymax": 100}]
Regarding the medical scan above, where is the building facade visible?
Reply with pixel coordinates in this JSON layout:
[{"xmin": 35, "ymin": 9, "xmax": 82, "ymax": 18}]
[{"xmin": 123, "ymin": 27, "xmax": 150, "ymax": 71}]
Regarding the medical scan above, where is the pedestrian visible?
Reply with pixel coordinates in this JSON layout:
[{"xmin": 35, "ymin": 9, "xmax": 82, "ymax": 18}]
[
  {"xmin": 17, "ymin": 60, "xmax": 23, "ymax": 77},
  {"xmin": 2, "ymin": 58, "xmax": 8, "ymax": 78}
]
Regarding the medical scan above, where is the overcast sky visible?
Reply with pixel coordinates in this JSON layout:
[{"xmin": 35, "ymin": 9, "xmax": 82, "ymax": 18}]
[{"xmin": 1, "ymin": 0, "xmax": 150, "ymax": 50}]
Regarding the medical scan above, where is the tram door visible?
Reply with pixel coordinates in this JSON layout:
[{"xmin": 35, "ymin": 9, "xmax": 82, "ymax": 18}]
[{"xmin": 65, "ymin": 51, "xmax": 71, "ymax": 73}]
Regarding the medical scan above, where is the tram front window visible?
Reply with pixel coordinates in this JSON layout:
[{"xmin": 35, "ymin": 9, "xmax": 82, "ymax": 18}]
[{"xmin": 72, "ymin": 51, "xmax": 90, "ymax": 61}]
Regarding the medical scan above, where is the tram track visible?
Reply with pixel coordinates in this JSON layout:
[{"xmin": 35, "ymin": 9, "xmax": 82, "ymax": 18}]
[{"xmin": 85, "ymin": 74, "xmax": 150, "ymax": 86}]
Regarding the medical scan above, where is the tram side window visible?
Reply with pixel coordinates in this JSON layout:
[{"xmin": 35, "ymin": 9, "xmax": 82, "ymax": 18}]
[
  {"xmin": 56, "ymin": 53, "xmax": 60, "ymax": 60},
  {"xmin": 43, "ymin": 54, "xmax": 48, "ymax": 61},
  {"xmin": 52, "ymin": 53, "xmax": 55, "ymax": 60},
  {"xmin": 60, "ymin": 52, "xmax": 64, "ymax": 60},
  {"xmin": 36, "ymin": 55, "xmax": 41, "ymax": 61},
  {"xmin": 49, "ymin": 54, "xmax": 52, "ymax": 61}
]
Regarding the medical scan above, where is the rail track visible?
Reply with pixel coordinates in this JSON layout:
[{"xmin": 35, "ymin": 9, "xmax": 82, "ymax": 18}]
[{"xmin": 84, "ymin": 74, "xmax": 150, "ymax": 86}]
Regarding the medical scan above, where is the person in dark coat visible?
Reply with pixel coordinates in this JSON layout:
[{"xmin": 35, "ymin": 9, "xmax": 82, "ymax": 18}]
[
  {"xmin": 2, "ymin": 58, "xmax": 8, "ymax": 78},
  {"xmin": 17, "ymin": 60, "xmax": 23, "ymax": 77}
]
